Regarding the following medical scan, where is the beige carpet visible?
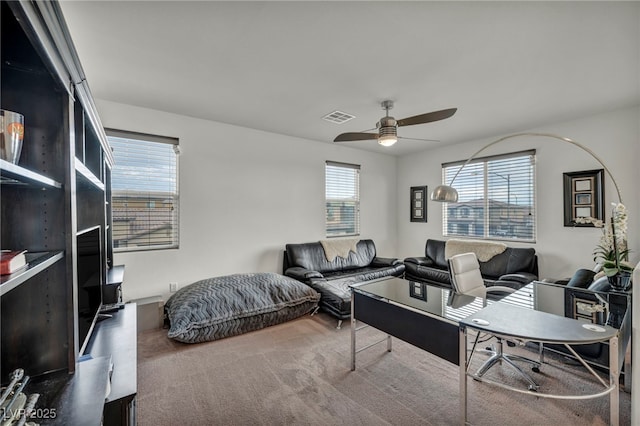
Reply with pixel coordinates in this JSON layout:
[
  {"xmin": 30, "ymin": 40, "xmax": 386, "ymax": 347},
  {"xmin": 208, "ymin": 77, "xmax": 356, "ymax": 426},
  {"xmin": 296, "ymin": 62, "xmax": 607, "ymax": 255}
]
[{"xmin": 137, "ymin": 313, "xmax": 630, "ymax": 425}]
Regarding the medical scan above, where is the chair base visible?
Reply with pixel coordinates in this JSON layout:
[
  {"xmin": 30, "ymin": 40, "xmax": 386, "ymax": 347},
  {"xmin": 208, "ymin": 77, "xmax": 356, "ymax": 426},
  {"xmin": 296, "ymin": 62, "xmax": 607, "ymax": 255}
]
[{"xmin": 474, "ymin": 339, "xmax": 541, "ymax": 391}]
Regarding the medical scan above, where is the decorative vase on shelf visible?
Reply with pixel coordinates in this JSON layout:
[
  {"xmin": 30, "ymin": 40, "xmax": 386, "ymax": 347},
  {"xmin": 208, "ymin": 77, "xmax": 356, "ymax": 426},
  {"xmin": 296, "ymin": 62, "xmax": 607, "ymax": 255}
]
[
  {"xmin": 607, "ymin": 271, "xmax": 632, "ymax": 292},
  {"xmin": 0, "ymin": 109, "xmax": 25, "ymax": 164}
]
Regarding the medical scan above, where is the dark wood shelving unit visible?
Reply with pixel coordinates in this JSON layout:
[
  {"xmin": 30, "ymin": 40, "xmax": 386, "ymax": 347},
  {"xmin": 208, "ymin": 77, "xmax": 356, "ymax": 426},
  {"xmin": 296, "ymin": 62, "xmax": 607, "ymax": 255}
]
[{"xmin": 1, "ymin": 1, "xmax": 132, "ymax": 424}]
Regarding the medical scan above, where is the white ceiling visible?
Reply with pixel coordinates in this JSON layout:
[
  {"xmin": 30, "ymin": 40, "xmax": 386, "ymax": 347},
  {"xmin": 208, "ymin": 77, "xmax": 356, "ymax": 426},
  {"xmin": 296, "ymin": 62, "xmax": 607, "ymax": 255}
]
[{"xmin": 59, "ymin": 1, "xmax": 640, "ymax": 156}]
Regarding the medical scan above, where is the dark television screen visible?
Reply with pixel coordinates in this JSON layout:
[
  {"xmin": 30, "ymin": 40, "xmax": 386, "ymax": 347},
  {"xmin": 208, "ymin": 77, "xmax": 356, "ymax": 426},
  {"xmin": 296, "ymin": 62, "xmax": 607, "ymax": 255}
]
[{"xmin": 76, "ymin": 226, "xmax": 103, "ymax": 355}]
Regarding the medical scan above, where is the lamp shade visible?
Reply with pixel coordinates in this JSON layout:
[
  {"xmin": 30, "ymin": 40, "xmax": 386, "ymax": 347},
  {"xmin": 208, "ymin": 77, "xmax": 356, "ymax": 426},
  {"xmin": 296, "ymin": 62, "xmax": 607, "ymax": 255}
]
[{"xmin": 430, "ymin": 184, "xmax": 458, "ymax": 202}]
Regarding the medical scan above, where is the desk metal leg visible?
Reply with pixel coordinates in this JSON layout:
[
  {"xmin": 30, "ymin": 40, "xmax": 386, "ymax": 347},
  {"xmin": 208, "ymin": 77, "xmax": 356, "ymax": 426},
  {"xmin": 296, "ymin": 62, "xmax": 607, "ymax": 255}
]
[
  {"xmin": 610, "ymin": 335, "xmax": 619, "ymax": 426},
  {"xmin": 460, "ymin": 326, "xmax": 468, "ymax": 426},
  {"xmin": 351, "ymin": 295, "xmax": 356, "ymax": 371}
]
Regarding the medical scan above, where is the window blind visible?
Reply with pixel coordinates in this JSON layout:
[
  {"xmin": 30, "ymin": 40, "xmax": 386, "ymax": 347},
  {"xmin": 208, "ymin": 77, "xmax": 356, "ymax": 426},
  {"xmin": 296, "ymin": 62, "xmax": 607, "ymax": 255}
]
[
  {"xmin": 442, "ymin": 286, "xmax": 534, "ymax": 322},
  {"xmin": 106, "ymin": 130, "xmax": 179, "ymax": 251},
  {"xmin": 325, "ymin": 161, "xmax": 360, "ymax": 237},
  {"xmin": 442, "ymin": 150, "xmax": 536, "ymax": 242}
]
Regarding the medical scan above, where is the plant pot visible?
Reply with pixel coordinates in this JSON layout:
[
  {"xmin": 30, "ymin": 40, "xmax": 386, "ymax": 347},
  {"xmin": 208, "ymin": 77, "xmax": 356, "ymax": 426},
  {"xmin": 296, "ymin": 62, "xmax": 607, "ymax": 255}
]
[{"xmin": 607, "ymin": 271, "xmax": 632, "ymax": 292}]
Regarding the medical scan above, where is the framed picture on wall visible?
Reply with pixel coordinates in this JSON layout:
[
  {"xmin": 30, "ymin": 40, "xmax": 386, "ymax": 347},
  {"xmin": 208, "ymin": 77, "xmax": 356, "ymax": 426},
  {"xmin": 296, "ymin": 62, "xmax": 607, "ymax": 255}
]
[
  {"xmin": 563, "ymin": 169, "xmax": 604, "ymax": 227},
  {"xmin": 410, "ymin": 186, "xmax": 428, "ymax": 222}
]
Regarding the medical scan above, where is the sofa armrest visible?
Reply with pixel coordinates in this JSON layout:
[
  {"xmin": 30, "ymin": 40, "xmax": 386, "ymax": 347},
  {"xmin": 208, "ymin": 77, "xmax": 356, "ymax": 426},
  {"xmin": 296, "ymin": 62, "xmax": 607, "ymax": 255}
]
[
  {"xmin": 498, "ymin": 272, "xmax": 537, "ymax": 285},
  {"xmin": 403, "ymin": 256, "xmax": 434, "ymax": 267},
  {"xmin": 371, "ymin": 257, "xmax": 402, "ymax": 267},
  {"xmin": 285, "ymin": 267, "xmax": 324, "ymax": 282}
]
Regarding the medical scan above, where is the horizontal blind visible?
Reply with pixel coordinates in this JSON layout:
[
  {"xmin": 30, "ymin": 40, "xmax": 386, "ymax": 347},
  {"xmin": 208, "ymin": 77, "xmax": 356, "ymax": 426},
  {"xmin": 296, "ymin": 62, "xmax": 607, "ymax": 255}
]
[
  {"xmin": 442, "ymin": 290, "xmax": 486, "ymax": 322},
  {"xmin": 325, "ymin": 161, "xmax": 360, "ymax": 237},
  {"xmin": 442, "ymin": 286, "xmax": 534, "ymax": 321},
  {"xmin": 442, "ymin": 150, "xmax": 536, "ymax": 242},
  {"xmin": 107, "ymin": 132, "xmax": 179, "ymax": 251}
]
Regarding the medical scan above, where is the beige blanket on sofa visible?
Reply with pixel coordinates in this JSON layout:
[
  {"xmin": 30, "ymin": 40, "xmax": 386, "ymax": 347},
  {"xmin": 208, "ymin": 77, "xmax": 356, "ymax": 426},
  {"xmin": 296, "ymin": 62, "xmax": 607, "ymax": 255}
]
[
  {"xmin": 320, "ymin": 239, "xmax": 359, "ymax": 262},
  {"xmin": 444, "ymin": 239, "xmax": 507, "ymax": 262}
]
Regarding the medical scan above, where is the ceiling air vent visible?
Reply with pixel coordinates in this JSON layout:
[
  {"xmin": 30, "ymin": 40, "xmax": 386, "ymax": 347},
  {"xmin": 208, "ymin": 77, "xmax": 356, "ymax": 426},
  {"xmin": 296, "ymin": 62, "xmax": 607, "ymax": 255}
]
[{"xmin": 322, "ymin": 110, "xmax": 355, "ymax": 124}]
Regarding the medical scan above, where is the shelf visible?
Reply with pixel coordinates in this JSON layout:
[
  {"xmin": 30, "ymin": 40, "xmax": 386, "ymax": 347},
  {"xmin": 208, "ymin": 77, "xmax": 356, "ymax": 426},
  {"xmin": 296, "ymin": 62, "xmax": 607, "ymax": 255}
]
[
  {"xmin": 75, "ymin": 160, "xmax": 104, "ymax": 191},
  {"xmin": 0, "ymin": 251, "xmax": 64, "ymax": 296},
  {"xmin": 29, "ymin": 356, "xmax": 111, "ymax": 426},
  {"xmin": 0, "ymin": 159, "xmax": 62, "ymax": 189},
  {"xmin": 106, "ymin": 265, "xmax": 125, "ymax": 287}
]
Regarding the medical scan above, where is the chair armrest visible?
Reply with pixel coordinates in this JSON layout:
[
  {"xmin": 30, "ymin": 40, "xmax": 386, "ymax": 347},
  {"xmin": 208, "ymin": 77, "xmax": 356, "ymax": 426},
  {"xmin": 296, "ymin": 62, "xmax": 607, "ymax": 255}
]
[
  {"xmin": 498, "ymin": 272, "xmax": 537, "ymax": 284},
  {"xmin": 285, "ymin": 267, "xmax": 324, "ymax": 282},
  {"xmin": 371, "ymin": 257, "xmax": 402, "ymax": 267},
  {"xmin": 403, "ymin": 256, "xmax": 434, "ymax": 267},
  {"xmin": 486, "ymin": 286, "xmax": 517, "ymax": 295}
]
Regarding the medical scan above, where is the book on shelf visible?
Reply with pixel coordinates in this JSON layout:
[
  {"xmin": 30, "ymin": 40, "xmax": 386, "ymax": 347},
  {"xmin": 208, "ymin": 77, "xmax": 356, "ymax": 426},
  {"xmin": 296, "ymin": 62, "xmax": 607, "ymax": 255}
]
[{"xmin": 1, "ymin": 250, "xmax": 28, "ymax": 275}]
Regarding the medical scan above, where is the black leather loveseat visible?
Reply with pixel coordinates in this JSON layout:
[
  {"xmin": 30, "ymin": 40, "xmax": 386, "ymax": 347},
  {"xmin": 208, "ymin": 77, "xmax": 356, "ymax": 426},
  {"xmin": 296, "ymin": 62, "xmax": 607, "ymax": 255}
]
[
  {"xmin": 404, "ymin": 239, "xmax": 538, "ymax": 290},
  {"xmin": 284, "ymin": 239, "xmax": 405, "ymax": 327}
]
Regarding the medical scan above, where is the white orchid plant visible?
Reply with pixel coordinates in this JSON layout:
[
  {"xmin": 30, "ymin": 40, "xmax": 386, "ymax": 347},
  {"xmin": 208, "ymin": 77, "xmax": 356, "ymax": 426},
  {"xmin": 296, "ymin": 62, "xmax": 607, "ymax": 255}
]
[{"xmin": 575, "ymin": 202, "xmax": 632, "ymax": 277}]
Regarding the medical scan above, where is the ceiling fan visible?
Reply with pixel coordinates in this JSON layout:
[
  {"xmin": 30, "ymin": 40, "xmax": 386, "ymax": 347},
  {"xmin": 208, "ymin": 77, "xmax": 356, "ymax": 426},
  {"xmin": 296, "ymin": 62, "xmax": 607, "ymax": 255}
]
[{"xmin": 333, "ymin": 100, "xmax": 457, "ymax": 147}]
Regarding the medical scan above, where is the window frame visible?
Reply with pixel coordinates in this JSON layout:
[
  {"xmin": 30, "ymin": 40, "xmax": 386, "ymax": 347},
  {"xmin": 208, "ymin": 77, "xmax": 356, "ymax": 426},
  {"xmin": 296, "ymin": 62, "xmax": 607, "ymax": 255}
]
[
  {"xmin": 441, "ymin": 150, "xmax": 536, "ymax": 242},
  {"xmin": 106, "ymin": 128, "xmax": 180, "ymax": 252},
  {"xmin": 325, "ymin": 161, "xmax": 361, "ymax": 238}
]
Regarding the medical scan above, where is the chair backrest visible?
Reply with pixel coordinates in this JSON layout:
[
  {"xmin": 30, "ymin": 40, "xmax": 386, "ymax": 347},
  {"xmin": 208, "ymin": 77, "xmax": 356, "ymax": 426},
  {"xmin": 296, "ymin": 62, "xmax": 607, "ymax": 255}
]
[{"xmin": 448, "ymin": 252, "xmax": 487, "ymax": 299}]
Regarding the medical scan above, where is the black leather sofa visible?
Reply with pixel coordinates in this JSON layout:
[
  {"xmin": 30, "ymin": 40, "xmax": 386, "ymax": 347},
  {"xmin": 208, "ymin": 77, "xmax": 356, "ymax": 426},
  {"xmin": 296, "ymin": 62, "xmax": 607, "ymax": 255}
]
[
  {"xmin": 283, "ymin": 239, "xmax": 405, "ymax": 327},
  {"xmin": 404, "ymin": 239, "xmax": 538, "ymax": 290}
]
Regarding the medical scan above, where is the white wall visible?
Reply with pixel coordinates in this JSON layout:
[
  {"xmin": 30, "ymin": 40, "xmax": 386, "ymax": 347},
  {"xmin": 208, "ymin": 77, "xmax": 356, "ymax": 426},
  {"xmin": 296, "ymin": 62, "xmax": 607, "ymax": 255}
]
[
  {"xmin": 397, "ymin": 106, "xmax": 639, "ymax": 281},
  {"xmin": 96, "ymin": 100, "xmax": 398, "ymax": 301}
]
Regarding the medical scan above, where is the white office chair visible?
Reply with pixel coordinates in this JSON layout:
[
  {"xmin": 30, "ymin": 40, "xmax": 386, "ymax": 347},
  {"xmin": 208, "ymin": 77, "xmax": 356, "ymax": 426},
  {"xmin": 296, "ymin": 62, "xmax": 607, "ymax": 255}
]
[{"xmin": 448, "ymin": 252, "xmax": 541, "ymax": 391}]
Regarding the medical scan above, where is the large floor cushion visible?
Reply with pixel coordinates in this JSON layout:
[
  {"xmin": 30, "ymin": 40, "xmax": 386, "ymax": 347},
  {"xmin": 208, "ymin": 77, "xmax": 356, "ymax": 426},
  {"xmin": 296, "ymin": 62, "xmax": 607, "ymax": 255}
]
[{"xmin": 165, "ymin": 272, "xmax": 320, "ymax": 343}]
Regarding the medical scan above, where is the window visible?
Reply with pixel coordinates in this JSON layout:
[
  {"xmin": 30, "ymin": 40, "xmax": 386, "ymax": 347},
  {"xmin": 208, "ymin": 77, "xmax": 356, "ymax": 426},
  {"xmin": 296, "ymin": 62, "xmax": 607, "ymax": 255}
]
[
  {"xmin": 325, "ymin": 161, "xmax": 360, "ymax": 237},
  {"xmin": 106, "ymin": 129, "xmax": 179, "ymax": 251},
  {"xmin": 442, "ymin": 150, "xmax": 536, "ymax": 242}
]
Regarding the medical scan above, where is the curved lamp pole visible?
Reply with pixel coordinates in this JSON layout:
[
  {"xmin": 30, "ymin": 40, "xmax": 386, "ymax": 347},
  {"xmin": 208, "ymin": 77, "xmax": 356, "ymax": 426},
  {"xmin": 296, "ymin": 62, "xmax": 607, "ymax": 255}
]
[{"xmin": 430, "ymin": 132, "xmax": 623, "ymax": 204}]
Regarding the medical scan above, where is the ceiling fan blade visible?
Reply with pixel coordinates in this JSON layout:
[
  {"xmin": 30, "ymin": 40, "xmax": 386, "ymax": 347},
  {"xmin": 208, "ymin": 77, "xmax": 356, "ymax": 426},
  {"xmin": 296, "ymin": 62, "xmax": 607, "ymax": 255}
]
[
  {"xmin": 396, "ymin": 108, "xmax": 457, "ymax": 127},
  {"xmin": 334, "ymin": 132, "xmax": 379, "ymax": 142},
  {"xmin": 397, "ymin": 136, "xmax": 441, "ymax": 143}
]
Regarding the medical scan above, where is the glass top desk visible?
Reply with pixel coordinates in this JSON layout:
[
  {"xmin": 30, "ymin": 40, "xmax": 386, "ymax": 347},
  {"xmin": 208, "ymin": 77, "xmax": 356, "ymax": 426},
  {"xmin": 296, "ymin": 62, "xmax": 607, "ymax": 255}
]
[
  {"xmin": 459, "ymin": 286, "xmax": 631, "ymax": 426},
  {"xmin": 349, "ymin": 277, "xmax": 631, "ymax": 377},
  {"xmin": 350, "ymin": 277, "xmax": 631, "ymax": 426}
]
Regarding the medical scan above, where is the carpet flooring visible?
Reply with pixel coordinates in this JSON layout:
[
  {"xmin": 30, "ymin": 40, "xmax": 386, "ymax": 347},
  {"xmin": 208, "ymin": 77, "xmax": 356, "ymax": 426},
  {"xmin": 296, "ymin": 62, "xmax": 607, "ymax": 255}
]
[{"xmin": 137, "ymin": 312, "xmax": 630, "ymax": 425}]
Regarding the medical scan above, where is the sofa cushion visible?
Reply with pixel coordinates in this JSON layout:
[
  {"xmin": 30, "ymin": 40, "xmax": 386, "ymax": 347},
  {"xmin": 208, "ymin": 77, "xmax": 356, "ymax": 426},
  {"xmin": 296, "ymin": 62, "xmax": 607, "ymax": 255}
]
[
  {"xmin": 566, "ymin": 268, "xmax": 597, "ymax": 288},
  {"xmin": 405, "ymin": 263, "xmax": 451, "ymax": 286},
  {"xmin": 286, "ymin": 240, "xmax": 377, "ymax": 273},
  {"xmin": 477, "ymin": 250, "xmax": 510, "ymax": 279},
  {"xmin": 476, "ymin": 247, "xmax": 537, "ymax": 279},
  {"xmin": 506, "ymin": 247, "xmax": 538, "ymax": 275},
  {"xmin": 425, "ymin": 239, "xmax": 448, "ymax": 269}
]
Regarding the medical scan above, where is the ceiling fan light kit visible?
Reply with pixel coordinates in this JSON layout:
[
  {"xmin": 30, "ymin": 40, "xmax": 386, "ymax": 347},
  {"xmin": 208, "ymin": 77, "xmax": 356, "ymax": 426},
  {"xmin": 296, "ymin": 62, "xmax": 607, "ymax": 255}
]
[
  {"xmin": 377, "ymin": 115, "xmax": 398, "ymax": 146},
  {"xmin": 333, "ymin": 100, "xmax": 457, "ymax": 146},
  {"xmin": 378, "ymin": 134, "xmax": 397, "ymax": 146}
]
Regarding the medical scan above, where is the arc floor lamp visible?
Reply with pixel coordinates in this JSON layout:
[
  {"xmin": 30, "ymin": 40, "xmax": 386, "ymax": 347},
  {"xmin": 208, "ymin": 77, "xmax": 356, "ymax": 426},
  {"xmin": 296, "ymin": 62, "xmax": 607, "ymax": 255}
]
[
  {"xmin": 430, "ymin": 131, "xmax": 637, "ymax": 426},
  {"xmin": 429, "ymin": 132, "xmax": 623, "ymax": 204}
]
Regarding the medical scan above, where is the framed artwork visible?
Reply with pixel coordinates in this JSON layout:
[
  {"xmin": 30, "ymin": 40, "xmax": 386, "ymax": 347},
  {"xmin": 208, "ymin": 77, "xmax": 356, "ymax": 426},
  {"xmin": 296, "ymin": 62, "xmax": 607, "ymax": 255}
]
[
  {"xmin": 563, "ymin": 169, "xmax": 604, "ymax": 227},
  {"xmin": 410, "ymin": 186, "xmax": 428, "ymax": 222},
  {"xmin": 564, "ymin": 291, "xmax": 606, "ymax": 325},
  {"xmin": 409, "ymin": 281, "xmax": 428, "ymax": 302}
]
